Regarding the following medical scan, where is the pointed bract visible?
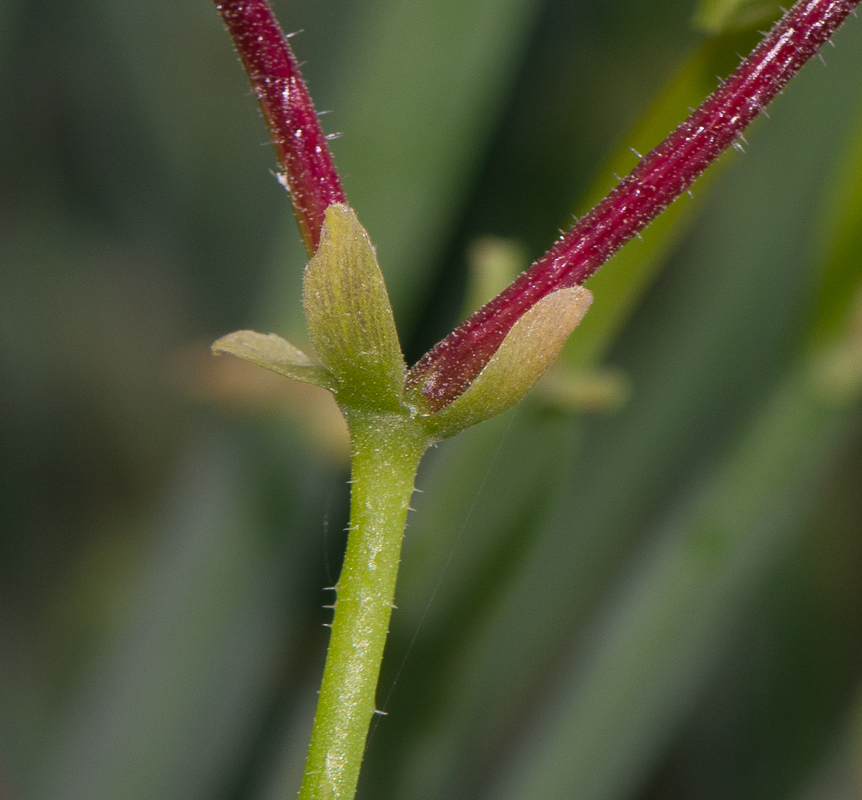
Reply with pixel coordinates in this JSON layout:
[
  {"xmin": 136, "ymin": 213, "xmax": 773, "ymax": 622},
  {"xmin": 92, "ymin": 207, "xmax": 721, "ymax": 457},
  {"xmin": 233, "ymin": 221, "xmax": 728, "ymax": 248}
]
[
  {"xmin": 303, "ymin": 205, "xmax": 406, "ymax": 412},
  {"xmin": 212, "ymin": 330, "xmax": 336, "ymax": 391},
  {"xmin": 419, "ymin": 286, "xmax": 592, "ymax": 439}
]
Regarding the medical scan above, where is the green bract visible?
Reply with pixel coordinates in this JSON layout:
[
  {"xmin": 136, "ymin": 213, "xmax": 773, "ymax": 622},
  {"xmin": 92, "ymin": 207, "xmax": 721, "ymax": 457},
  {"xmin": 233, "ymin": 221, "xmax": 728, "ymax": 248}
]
[
  {"xmin": 421, "ymin": 286, "xmax": 593, "ymax": 439},
  {"xmin": 211, "ymin": 329, "xmax": 336, "ymax": 390},
  {"xmin": 303, "ymin": 204, "xmax": 406, "ymax": 412},
  {"xmin": 213, "ymin": 203, "xmax": 593, "ymax": 438}
]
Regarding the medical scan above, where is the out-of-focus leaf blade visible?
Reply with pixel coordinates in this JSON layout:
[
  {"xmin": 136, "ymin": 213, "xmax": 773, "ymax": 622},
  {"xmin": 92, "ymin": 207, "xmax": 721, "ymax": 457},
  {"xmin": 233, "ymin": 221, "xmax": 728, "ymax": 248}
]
[
  {"xmin": 30, "ymin": 436, "xmax": 288, "ymax": 800},
  {"xmin": 563, "ymin": 32, "xmax": 757, "ymax": 369},
  {"xmin": 495, "ymin": 369, "xmax": 857, "ymax": 800},
  {"xmin": 692, "ymin": 0, "xmax": 780, "ymax": 35},
  {"xmin": 809, "ymin": 106, "xmax": 862, "ymax": 348},
  {"xmin": 796, "ymin": 682, "xmax": 862, "ymax": 800},
  {"xmin": 324, "ymin": 0, "xmax": 546, "ymax": 327}
]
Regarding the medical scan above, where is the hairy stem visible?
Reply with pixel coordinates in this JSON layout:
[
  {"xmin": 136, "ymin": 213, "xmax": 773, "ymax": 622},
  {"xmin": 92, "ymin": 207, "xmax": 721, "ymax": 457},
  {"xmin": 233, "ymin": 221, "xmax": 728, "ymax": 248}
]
[
  {"xmin": 408, "ymin": 0, "xmax": 861, "ymax": 410},
  {"xmin": 213, "ymin": 0, "xmax": 346, "ymax": 253},
  {"xmin": 299, "ymin": 413, "xmax": 428, "ymax": 800}
]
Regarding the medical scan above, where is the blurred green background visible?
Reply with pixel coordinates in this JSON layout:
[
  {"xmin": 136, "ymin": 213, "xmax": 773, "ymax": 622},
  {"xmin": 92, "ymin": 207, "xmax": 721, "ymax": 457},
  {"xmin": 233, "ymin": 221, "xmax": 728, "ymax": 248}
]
[{"xmin": 2, "ymin": 1, "xmax": 862, "ymax": 798}]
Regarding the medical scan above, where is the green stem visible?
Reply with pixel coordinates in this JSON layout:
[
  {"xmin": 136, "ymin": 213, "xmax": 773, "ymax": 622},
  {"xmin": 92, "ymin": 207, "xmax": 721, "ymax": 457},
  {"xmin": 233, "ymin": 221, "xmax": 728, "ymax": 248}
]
[{"xmin": 299, "ymin": 411, "xmax": 429, "ymax": 800}]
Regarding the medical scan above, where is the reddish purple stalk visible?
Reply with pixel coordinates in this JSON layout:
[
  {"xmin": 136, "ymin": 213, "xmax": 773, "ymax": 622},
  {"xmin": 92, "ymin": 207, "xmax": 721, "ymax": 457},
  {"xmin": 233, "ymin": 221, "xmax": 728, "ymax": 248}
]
[
  {"xmin": 407, "ymin": 0, "xmax": 861, "ymax": 410},
  {"xmin": 213, "ymin": 0, "xmax": 346, "ymax": 254},
  {"xmin": 214, "ymin": 0, "xmax": 859, "ymax": 411}
]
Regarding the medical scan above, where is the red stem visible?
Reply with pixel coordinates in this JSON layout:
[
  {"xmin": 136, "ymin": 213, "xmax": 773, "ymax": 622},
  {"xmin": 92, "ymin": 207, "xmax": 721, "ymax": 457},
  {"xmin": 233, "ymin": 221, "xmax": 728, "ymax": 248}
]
[
  {"xmin": 407, "ymin": 0, "xmax": 861, "ymax": 411},
  {"xmin": 213, "ymin": 0, "xmax": 346, "ymax": 254}
]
